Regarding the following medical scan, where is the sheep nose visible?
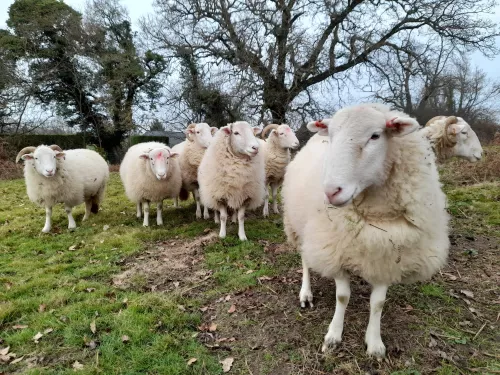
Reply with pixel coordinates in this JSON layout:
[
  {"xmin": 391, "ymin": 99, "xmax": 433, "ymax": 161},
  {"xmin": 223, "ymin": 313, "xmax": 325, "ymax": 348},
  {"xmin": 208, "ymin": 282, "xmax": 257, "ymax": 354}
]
[
  {"xmin": 157, "ymin": 172, "xmax": 166, "ymax": 177},
  {"xmin": 325, "ymin": 187, "xmax": 342, "ymax": 204},
  {"xmin": 46, "ymin": 169, "xmax": 53, "ymax": 174},
  {"xmin": 252, "ymin": 145, "xmax": 258, "ymax": 150}
]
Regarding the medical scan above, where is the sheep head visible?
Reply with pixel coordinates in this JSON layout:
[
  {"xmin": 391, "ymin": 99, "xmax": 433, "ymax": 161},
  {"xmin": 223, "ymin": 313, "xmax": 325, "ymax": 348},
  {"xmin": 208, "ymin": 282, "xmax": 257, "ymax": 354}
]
[
  {"xmin": 308, "ymin": 104, "xmax": 419, "ymax": 207},
  {"xmin": 16, "ymin": 145, "xmax": 66, "ymax": 178},
  {"xmin": 264, "ymin": 124, "xmax": 299, "ymax": 149},
  {"xmin": 139, "ymin": 146, "xmax": 179, "ymax": 180},
  {"xmin": 185, "ymin": 123, "xmax": 217, "ymax": 148},
  {"xmin": 222, "ymin": 121, "xmax": 261, "ymax": 157}
]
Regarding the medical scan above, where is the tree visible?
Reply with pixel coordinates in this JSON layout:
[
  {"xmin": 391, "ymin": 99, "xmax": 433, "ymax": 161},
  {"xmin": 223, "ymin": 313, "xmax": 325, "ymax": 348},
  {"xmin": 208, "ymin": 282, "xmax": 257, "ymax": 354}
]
[{"xmin": 143, "ymin": 0, "xmax": 498, "ymax": 125}]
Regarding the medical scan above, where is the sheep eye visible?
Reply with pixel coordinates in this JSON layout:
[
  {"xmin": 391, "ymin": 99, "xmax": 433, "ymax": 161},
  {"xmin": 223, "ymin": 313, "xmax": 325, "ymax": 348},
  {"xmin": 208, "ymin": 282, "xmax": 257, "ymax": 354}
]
[
  {"xmin": 197, "ymin": 131, "xmax": 200, "ymax": 134},
  {"xmin": 234, "ymin": 131, "xmax": 240, "ymax": 135},
  {"xmin": 279, "ymin": 133, "xmax": 284, "ymax": 136},
  {"xmin": 461, "ymin": 131, "xmax": 468, "ymax": 135},
  {"xmin": 35, "ymin": 157, "xmax": 38, "ymax": 160},
  {"xmin": 370, "ymin": 133, "xmax": 380, "ymax": 140},
  {"xmin": 150, "ymin": 158, "xmax": 153, "ymax": 160}
]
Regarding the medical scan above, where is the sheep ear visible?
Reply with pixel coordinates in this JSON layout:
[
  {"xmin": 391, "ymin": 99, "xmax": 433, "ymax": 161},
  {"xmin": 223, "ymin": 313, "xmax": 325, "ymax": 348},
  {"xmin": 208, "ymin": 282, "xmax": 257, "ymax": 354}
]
[
  {"xmin": 448, "ymin": 124, "xmax": 466, "ymax": 135},
  {"xmin": 169, "ymin": 151, "xmax": 179, "ymax": 159},
  {"xmin": 139, "ymin": 153, "xmax": 150, "ymax": 160},
  {"xmin": 21, "ymin": 153, "xmax": 34, "ymax": 161},
  {"xmin": 306, "ymin": 120, "xmax": 329, "ymax": 136},
  {"xmin": 55, "ymin": 152, "xmax": 65, "ymax": 159},
  {"xmin": 252, "ymin": 127, "xmax": 262, "ymax": 136},
  {"xmin": 222, "ymin": 126, "xmax": 231, "ymax": 135},
  {"xmin": 210, "ymin": 127, "xmax": 218, "ymax": 135},
  {"xmin": 385, "ymin": 117, "xmax": 419, "ymax": 137}
]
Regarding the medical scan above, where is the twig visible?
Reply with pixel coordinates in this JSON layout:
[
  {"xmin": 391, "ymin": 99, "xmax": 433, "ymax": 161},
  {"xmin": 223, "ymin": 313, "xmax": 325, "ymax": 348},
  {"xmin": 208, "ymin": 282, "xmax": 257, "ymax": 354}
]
[
  {"xmin": 472, "ymin": 322, "xmax": 487, "ymax": 340},
  {"xmin": 369, "ymin": 223, "xmax": 387, "ymax": 232},
  {"xmin": 245, "ymin": 358, "xmax": 254, "ymax": 375},
  {"xmin": 264, "ymin": 285, "xmax": 277, "ymax": 294},
  {"xmin": 457, "ymin": 207, "xmax": 469, "ymax": 219}
]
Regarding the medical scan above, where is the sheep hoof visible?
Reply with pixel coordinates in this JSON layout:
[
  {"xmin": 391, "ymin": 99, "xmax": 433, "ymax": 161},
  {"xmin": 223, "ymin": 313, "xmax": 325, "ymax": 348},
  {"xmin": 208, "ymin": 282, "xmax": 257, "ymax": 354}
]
[
  {"xmin": 321, "ymin": 336, "xmax": 341, "ymax": 353},
  {"xmin": 68, "ymin": 224, "xmax": 76, "ymax": 231},
  {"xmin": 239, "ymin": 235, "xmax": 247, "ymax": 241},
  {"xmin": 143, "ymin": 223, "xmax": 149, "ymax": 227},
  {"xmin": 263, "ymin": 209, "xmax": 269, "ymax": 217},
  {"xmin": 299, "ymin": 290, "xmax": 314, "ymax": 308},
  {"xmin": 204, "ymin": 213, "xmax": 210, "ymax": 220},
  {"xmin": 41, "ymin": 227, "xmax": 51, "ymax": 233},
  {"xmin": 157, "ymin": 221, "xmax": 163, "ymax": 226},
  {"xmin": 273, "ymin": 208, "xmax": 280, "ymax": 214},
  {"xmin": 214, "ymin": 218, "xmax": 220, "ymax": 224},
  {"xmin": 366, "ymin": 340, "xmax": 386, "ymax": 359}
]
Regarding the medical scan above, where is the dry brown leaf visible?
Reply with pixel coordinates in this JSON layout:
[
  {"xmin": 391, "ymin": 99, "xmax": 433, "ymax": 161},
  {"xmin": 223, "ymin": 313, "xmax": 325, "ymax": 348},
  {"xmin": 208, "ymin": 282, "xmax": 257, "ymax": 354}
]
[
  {"xmin": 68, "ymin": 245, "xmax": 77, "ymax": 251},
  {"xmin": 39, "ymin": 304, "xmax": 46, "ymax": 312},
  {"xmin": 227, "ymin": 304, "xmax": 236, "ymax": 314},
  {"xmin": 245, "ymin": 270, "xmax": 254, "ymax": 274},
  {"xmin": 460, "ymin": 290, "xmax": 474, "ymax": 298},
  {"xmin": 90, "ymin": 320, "xmax": 96, "ymax": 334},
  {"xmin": 12, "ymin": 325, "xmax": 28, "ymax": 330},
  {"xmin": 43, "ymin": 328, "xmax": 53, "ymax": 335},
  {"xmin": 33, "ymin": 332, "xmax": 43, "ymax": 343},
  {"xmin": 0, "ymin": 347, "xmax": 9, "ymax": 356},
  {"xmin": 220, "ymin": 357, "xmax": 234, "ymax": 372},
  {"xmin": 187, "ymin": 358, "xmax": 197, "ymax": 366},
  {"xmin": 443, "ymin": 272, "xmax": 457, "ymax": 281},
  {"xmin": 10, "ymin": 356, "xmax": 24, "ymax": 364},
  {"xmin": 209, "ymin": 323, "xmax": 217, "ymax": 332},
  {"xmin": 224, "ymin": 295, "xmax": 231, "ymax": 301},
  {"xmin": 177, "ymin": 305, "xmax": 186, "ymax": 311},
  {"xmin": 429, "ymin": 337, "xmax": 438, "ymax": 348},
  {"xmin": 86, "ymin": 288, "xmax": 95, "ymax": 293},
  {"xmin": 173, "ymin": 281, "xmax": 180, "ymax": 288},
  {"xmin": 121, "ymin": 335, "xmax": 130, "ymax": 343},
  {"xmin": 258, "ymin": 276, "xmax": 272, "ymax": 281},
  {"xmin": 72, "ymin": 361, "xmax": 84, "ymax": 370},
  {"xmin": 200, "ymin": 306, "xmax": 209, "ymax": 312}
]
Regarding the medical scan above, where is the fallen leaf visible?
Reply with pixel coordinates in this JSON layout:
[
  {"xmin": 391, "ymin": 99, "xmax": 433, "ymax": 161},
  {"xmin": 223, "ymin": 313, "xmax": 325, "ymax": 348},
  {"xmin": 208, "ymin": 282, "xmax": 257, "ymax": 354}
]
[
  {"xmin": 12, "ymin": 325, "xmax": 28, "ymax": 330},
  {"xmin": 121, "ymin": 335, "xmax": 130, "ymax": 343},
  {"xmin": 0, "ymin": 347, "xmax": 9, "ymax": 356},
  {"xmin": 460, "ymin": 290, "xmax": 474, "ymax": 298},
  {"xmin": 73, "ymin": 361, "xmax": 84, "ymax": 370},
  {"xmin": 33, "ymin": 332, "xmax": 43, "ymax": 343},
  {"xmin": 429, "ymin": 337, "xmax": 437, "ymax": 348},
  {"xmin": 459, "ymin": 320, "xmax": 473, "ymax": 327},
  {"xmin": 187, "ymin": 358, "xmax": 197, "ymax": 366},
  {"xmin": 69, "ymin": 245, "xmax": 77, "ymax": 251},
  {"xmin": 173, "ymin": 281, "xmax": 180, "ymax": 288},
  {"xmin": 258, "ymin": 276, "xmax": 272, "ymax": 281},
  {"xmin": 200, "ymin": 306, "xmax": 209, "ymax": 312},
  {"xmin": 39, "ymin": 304, "xmax": 46, "ymax": 312},
  {"xmin": 224, "ymin": 295, "xmax": 231, "ymax": 301},
  {"xmin": 86, "ymin": 288, "xmax": 95, "ymax": 293},
  {"xmin": 227, "ymin": 305, "xmax": 236, "ymax": 314},
  {"xmin": 245, "ymin": 270, "xmax": 254, "ymax": 274},
  {"xmin": 209, "ymin": 323, "xmax": 217, "ymax": 332},
  {"xmin": 122, "ymin": 298, "xmax": 128, "ymax": 304},
  {"xmin": 90, "ymin": 321, "xmax": 96, "ymax": 334},
  {"xmin": 43, "ymin": 328, "xmax": 53, "ymax": 334},
  {"xmin": 403, "ymin": 305, "xmax": 414, "ymax": 312},
  {"xmin": 177, "ymin": 305, "xmax": 186, "ymax": 311},
  {"xmin": 103, "ymin": 225, "xmax": 110, "ymax": 231},
  {"xmin": 443, "ymin": 273, "xmax": 457, "ymax": 281},
  {"xmin": 220, "ymin": 357, "xmax": 234, "ymax": 372},
  {"xmin": 11, "ymin": 356, "xmax": 24, "ymax": 364},
  {"xmin": 5, "ymin": 282, "xmax": 12, "ymax": 290}
]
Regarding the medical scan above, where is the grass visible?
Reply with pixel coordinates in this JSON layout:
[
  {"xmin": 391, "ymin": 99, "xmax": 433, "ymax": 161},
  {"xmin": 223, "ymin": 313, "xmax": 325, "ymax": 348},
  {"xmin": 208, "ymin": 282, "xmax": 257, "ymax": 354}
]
[{"xmin": 1, "ymin": 148, "xmax": 499, "ymax": 374}]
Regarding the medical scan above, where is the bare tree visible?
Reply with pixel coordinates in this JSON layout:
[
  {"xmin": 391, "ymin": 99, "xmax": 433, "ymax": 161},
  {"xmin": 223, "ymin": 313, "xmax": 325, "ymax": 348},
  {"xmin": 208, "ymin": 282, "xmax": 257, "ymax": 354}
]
[{"xmin": 142, "ymin": 0, "xmax": 498, "ymax": 127}]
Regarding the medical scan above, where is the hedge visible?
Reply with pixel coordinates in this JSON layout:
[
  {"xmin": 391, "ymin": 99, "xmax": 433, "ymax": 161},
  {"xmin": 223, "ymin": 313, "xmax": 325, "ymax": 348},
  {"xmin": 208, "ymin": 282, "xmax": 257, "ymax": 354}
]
[
  {"xmin": 129, "ymin": 135, "xmax": 169, "ymax": 146},
  {"xmin": 1, "ymin": 134, "xmax": 87, "ymax": 150}
]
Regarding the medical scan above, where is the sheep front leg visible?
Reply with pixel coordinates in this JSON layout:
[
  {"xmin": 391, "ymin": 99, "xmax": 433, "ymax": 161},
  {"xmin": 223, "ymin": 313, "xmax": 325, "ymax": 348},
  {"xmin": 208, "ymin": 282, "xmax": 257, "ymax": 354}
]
[
  {"xmin": 193, "ymin": 188, "xmax": 202, "ymax": 219},
  {"xmin": 365, "ymin": 284, "xmax": 388, "ymax": 358},
  {"xmin": 42, "ymin": 206, "xmax": 52, "ymax": 233},
  {"xmin": 173, "ymin": 196, "xmax": 179, "ymax": 208},
  {"xmin": 136, "ymin": 202, "xmax": 142, "ymax": 218},
  {"xmin": 214, "ymin": 210, "xmax": 220, "ymax": 224},
  {"xmin": 156, "ymin": 201, "xmax": 163, "ymax": 226},
  {"xmin": 263, "ymin": 185, "xmax": 270, "ymax": 217},
  {"xmin": 271, "ymin": 183, "xmax": 280, "ymax": 214},
  {"xmin": 237, "ymin": 206, "xmax": 247, "ymax": 241},
  {"xmin": 219, "ymin": 206, "xmax": 227, "ymax": 238},
  {"xmin": 142, "ymin": 201, "xmax": 150, "ymax": 227},
  {"xmin": 65, "ymin": 205, "xmax": 76, "ymax": 230},
  {"xmin": 231, "ymin": 210, "xmax": 237, "ymax": 223},
  {"xmin": 203, "ymin": 206, "xmax": 210, "ymax": 220},
  {"xmin": 299, "ymin": 257, "xmax": 314, "ymax": 308},
  {"xmin": 322, "ymin": 275, "xmax": 351, "ymax": 352},
  {"xmin": 83, "ymin": 200, "xmax": 91, "ymax": 221}
]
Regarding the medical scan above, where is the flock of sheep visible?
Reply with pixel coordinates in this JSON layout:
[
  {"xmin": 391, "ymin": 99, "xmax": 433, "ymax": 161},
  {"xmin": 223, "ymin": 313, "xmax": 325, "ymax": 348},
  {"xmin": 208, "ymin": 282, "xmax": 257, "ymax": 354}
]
[{"xmin": 14, "ymin": 103, "xmax": 484, "ymax": 358}]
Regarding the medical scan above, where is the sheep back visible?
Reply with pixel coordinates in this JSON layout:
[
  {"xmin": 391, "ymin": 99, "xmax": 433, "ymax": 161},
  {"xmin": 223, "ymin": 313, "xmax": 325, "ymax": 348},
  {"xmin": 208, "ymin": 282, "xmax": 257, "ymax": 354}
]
[
  {"xmin": 260, "ymin": 137, "xmax": 291, "ymax": 185},
  {"xmin": 179, "ymin": 141, "xmax": 206, "ymax": 191},
  {"xmin": 198, "ymin": 132, "xmax": 265, "ymax": 211},
  {"xmin": 282, "ymin": 133, "xmax": 449, "ymax": 286}
]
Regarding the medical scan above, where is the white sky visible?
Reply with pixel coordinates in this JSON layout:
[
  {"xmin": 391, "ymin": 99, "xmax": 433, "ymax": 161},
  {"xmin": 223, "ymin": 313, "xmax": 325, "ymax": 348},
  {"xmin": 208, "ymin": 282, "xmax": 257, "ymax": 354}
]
[{"xmin": 1, "ymin": 0, "xmax": 499, "ymax": 84}]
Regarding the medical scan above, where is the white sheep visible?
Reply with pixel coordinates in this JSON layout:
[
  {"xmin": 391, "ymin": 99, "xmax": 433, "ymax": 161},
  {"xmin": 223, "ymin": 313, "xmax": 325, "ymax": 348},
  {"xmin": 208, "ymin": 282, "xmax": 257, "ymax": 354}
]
[
  {"xmin": 16, "ymin": 145, "xmax": 109, "ymax": 233},
  {"xmin": 198, "ymin": 121, "xmax": 265, "ymax": 241},
  {"xmin": 421, "ymin": 116, "xmax": 483, "ymax": 162},
  {"xmin": 258, "ymin": 124, "xmax": 299, "ymax": 217},
  {"xmin": 172, "ymin": 123, "xmax": 217, "ymax": 218},
  {"xmin": 282, "ymin": 103, "xmax": 449, "ymax": 358},
  {"xmin": 120, "ymin": 142, "xmax": 181, "ymax": 227}
]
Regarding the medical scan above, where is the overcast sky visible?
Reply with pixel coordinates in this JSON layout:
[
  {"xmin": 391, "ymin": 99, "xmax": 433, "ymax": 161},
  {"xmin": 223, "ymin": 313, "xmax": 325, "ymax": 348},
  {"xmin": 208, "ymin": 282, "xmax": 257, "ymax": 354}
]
[{"xmin": 1, "ymin": 0, "xmax": 499, "ymax": 81}]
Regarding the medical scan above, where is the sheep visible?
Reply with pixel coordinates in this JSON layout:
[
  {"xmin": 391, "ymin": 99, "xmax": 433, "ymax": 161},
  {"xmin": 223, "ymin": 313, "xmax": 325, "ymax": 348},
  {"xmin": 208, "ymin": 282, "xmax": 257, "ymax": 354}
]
[
  {"xmin": 258, "ymin": 123, "xmax": 299, "ymax": 217},
  {"xmin": 120, "ymin": 142, "xmax": 181, "ymax": 227},
  {"xmin": 15, "ymin": 145, "xmax": 109, "ymax": 233},
  {"xmin": 172, "ymin": 123, "xmax": 218, "ymax": 218},
  {"xmin": 282, "ymin": 103, "xmax": 449, "ymax": 358},
  {"xmin": 198, "ymin": 121, "xmax": 265, "ymax": 241},
  {"xmin": 421, "ymin": 116, "xmax": 483, "ymax": 162}
]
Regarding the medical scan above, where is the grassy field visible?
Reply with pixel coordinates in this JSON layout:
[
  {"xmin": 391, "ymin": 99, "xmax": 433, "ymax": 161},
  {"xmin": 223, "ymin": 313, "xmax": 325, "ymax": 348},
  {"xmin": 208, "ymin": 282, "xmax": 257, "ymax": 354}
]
[{"xmin": 1, "ymin": 150, "xmax": 499, "ymax": 375}]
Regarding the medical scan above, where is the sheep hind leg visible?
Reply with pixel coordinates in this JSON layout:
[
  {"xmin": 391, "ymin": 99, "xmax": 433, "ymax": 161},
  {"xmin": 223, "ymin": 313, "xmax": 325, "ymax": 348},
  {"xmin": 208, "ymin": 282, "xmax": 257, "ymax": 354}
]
[
  {"xmin": 237, "ymin": 207, "xmax": 247, "ymax": 241},
  {"xmin": 299, "ymin": 257, "xmax": 314, "ymax": 308},
  {"xmin": 193, "ymin": 189, "xmax": 202, "ymax": 219},
  {"xmin": 42, "ymin": 206, "xmax": 52, "ymax": 233},
  {"xmin": 214, "ymin": 210, "xmax": 220, "ymax": 224},
  {"xmin": 263, "ymin": 185, "xmax": 270, "ymax": 217},
  {"xmin": 365, "ymin": 284, "xmax": 388, "ymax": 358},
  {"xmin": 271, "ymin": 183, "xmax": 280, "ymax": 214},
  {"xmin": 218, "ymin": 206, "xmax": 227, "ymax": 238},
  {"xmin": 156, "ymin": 201, "xmax": 163, "ymax": 226},
  {"xmin": 65, "ymin": 205, "xmax": 76, "ymax": 230},
  {"xmin": 83, "ymin": 200, "xmax": 92, "ymax": 221},
  {"xmin": 231, "ymin": 209, "xmax": 237, "ymax": 224},
  {"xmin": 173, "ymin": 196, "xmax": 179, "ymax": 208},
  {"xmin": 203, "ymin": 206, "xmax": 210, "ymax": 220},
  {"xmin": 322, "ymin": 274, "xmax": 351, "ymax": 352},
  {"xmin": 136, "ymin": 202, "xmax": 142, "ymax": 218},
  {"xmin": 142, "ymin": 201, "xmax": 150, "ymax": 227}
]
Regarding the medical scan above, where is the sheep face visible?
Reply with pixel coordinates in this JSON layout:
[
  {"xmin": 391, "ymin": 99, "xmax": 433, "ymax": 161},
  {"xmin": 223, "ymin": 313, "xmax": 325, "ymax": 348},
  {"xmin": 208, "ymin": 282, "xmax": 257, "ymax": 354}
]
[
  {"xmin": 272, "ymin": 125, "xmax": 299, "ymax": 149},
  {"xmin": 187, "ymin": 122, "xmax": 218, "ymax": 149},
  {"xmin": 307, "ymin": 105, "xmax": 419, "ymax": 207},
  {"xmin": 223, "ymin": 121, "xmax": 261, "ymax": 157},
  {"xmin": 452, "ymin": 118, "xmax": 483, "ymax": 162},
  {"xmin": 140, "ymin": 147, "xmax": 179, "ymax": 180},
  {"xmin": 22, "ymin": 146, "xmax": 65, "ymax": 178}
]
